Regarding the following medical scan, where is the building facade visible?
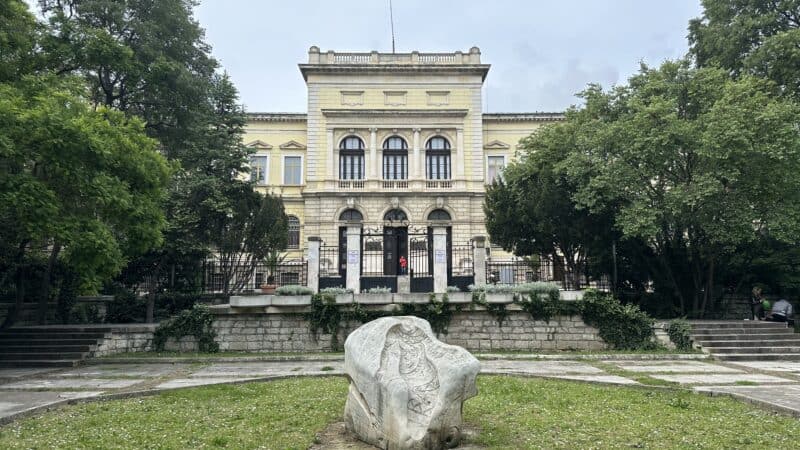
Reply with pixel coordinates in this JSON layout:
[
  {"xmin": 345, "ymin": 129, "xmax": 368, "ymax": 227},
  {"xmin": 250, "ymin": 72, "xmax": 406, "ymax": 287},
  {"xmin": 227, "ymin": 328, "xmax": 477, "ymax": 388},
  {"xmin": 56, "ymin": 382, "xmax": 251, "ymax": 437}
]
[{"xmin": 243, "ymin": 46, "xmax": 562, "ymax": 291}]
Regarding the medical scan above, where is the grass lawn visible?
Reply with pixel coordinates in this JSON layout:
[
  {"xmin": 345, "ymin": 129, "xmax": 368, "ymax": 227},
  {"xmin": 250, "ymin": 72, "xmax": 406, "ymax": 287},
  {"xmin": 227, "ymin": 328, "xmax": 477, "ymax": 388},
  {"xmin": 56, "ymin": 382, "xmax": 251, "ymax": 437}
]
[{"xmin": 1, "ymin": 376, "xmax": 799, "ymax": 449}]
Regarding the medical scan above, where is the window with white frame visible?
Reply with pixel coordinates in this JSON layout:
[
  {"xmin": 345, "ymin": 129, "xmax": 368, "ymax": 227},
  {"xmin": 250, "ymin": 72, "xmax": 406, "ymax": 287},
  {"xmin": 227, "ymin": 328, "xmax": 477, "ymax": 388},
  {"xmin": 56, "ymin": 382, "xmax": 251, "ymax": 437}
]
[
  {"xmin": 487, "ymin": 155, "xmax": 505, "ymax": 183},
  {"xmin": 382, "ymin": 136, "xmax": 408, "ymax": 180},
  {"xmin": 249, "ymin": 155, "xmax": 269, "ymax": 185},
  {"xmin": 287, "ymin": 215, "xmax": 300, "ymax": 249},
  {"xmin": 283, "ymin": 156, "xmax": 302, "ymax": 185},
  {"xmin": 425, "ymin": 137, "xmax": 451, "ymax": 180},
  {"xmin": 339, "ymin": 136, "xmax": 365, "ymax": 180}
]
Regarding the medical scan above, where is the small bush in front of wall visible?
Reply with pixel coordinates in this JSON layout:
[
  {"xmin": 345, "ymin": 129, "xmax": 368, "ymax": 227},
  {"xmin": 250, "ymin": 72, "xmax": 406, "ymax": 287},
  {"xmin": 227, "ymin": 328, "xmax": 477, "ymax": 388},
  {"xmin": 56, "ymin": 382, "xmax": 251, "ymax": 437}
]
[
  {"xmin": 667, "ymin": 319, "xmax": 693, "ymax": 350},
  {"xmin": 580, "ymin": 289, "xmax": 656, "ymax": 350},
  {"xmin": 70, "ymin": 303, "xmax": 102, "ymax": 324},
  {"xmin": 366, "ymin": 286, "xmax": 392, "ymax": 294},
  {"xmin": 446, "ymin": 286, "xmax": 461, "ymax": 293},
  {"xmin": 306, "ymin": 293, "xmax": 343, "ymax": 350},
  {"xmin": 470, "ymin": 290, "xmax": 509, "ymax": 327},
  {"xmin": 515, "ymin": 282, "xmax": 562, "ymax": 323},
  {"xmin": 106, "ymin": 289, "xmax": 146, "ymax": 323},
  {"xmin": 275, "ymin": 285, "xmax": 314, "ymax": 295},
  {"xmin": 319, "ymin": 287, "xmax": 353, "ymax": 295},
  {"xmin": 153, "ymin": 304, "xmax": 218, "ymax": 352},
  {"xmin": 400, "ymin": 293, "xmax": 457, "ymax": 335}
]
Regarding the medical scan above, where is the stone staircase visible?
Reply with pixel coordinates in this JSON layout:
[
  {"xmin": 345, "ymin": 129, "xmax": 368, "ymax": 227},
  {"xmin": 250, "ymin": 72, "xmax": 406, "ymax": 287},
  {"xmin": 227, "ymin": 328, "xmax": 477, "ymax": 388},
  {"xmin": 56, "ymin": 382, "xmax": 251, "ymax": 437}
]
[
  {"xmin": 0, "ymin": 326, "xmax": 112, "ymax": 368},
  {"xmin": 690, "ymin": 321, "xmax": 800, "ymax": 361}
]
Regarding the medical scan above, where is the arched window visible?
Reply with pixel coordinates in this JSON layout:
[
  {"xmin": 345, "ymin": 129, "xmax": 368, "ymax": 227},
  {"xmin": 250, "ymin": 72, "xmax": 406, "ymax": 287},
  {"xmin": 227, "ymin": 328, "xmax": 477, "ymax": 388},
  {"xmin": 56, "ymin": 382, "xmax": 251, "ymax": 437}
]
[
  {"xmin": 382, "ymin": 136, "xmax": 408, "ymax": 180},
  {"xmin": 425, "ymin": 137, "xmax": 451, "ymax": 180},
  {"xmin": 287, "ymin": 216, "xmax": 300, "ymax": 249},
  {"xmin": 383, "ymin": 209, "xmax": 408, "ymax": 222},
  {"xmin": 339, "ymin": 136, "xmax": 365, "ymax": 180},
  {"xmin": 427, "ymin": 209, "xmax": 451, "ymax": 221},
  {"xmin": 339, "ymin": 209, "xmax": 363, "ymax": 221}
]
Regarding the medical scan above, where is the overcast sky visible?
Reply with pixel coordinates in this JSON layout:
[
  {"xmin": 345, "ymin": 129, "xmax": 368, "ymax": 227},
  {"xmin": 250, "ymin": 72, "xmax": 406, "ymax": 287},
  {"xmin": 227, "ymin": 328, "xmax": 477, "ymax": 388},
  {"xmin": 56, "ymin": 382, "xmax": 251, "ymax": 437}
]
[{"xmin": 28, "ymin": 0, "xmax": 705, "ymax": 113}]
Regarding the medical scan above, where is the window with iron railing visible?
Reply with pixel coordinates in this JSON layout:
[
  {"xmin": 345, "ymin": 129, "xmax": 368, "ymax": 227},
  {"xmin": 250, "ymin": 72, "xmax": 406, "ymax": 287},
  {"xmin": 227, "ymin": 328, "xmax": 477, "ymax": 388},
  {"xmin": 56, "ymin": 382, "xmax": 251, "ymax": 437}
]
[
  {"xmin": 425, "ymin": 137, "xmax": 451, "ymax": 180},
  {"xmin": 287, "ymin": 215, "xmax": 300, "ymax": 249},
  {"xmin": 339, "ymin": 136, "xmax": 365, "ymax": 181},
  {"xmin": 383, "ymin": 136, "xmax": 408, "ymax": 180}
]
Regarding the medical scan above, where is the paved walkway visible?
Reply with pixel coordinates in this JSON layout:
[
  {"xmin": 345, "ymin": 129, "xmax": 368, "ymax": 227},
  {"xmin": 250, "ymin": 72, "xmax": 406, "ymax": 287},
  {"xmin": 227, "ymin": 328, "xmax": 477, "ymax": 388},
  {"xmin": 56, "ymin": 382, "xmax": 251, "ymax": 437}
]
[{"xmin": 2, "ymin": 356, "xmax": 800, "ymax": 424}]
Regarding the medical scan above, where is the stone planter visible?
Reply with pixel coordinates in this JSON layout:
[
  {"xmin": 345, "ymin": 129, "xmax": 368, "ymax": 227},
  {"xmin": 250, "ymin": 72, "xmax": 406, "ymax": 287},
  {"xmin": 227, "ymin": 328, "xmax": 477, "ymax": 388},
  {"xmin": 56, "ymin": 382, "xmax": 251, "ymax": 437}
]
[
  {"xmin": 260, "ymin": 284, "xmax": 276, "ymax": 295},
  {"xmin": 485, "ymin": 293, "xmax": 514, "ymax": 304},
  {"xmin": 271, "ymin": 295, "xmax": 312, "ymax": 306},
  {"xmin": 334, "ymin": 293, "xmax": 354, "ymax": 304},
  {"xmin": 230, "ymin": 295, "xmax": 272, "ymax": 307},
  {"xmin": 392, "ymin": 293, "xmax": 431, "ymax": 304},
  {"xmin": 354, "ymin": 293, "xmax": 394, "ymax": 304},
  {"xmin": 444, "ymin": 292, "xmax": 472, "ymax": 304}
]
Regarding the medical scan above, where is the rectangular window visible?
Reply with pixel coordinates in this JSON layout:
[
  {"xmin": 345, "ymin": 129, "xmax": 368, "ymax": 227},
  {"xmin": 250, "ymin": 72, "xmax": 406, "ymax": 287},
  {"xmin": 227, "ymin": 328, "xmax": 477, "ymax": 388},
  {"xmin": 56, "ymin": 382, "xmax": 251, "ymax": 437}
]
[
  {"xmin": 487, "ymin": 155, "xmax": 505, "ymax": 183},
  {"xmin": 426, "ymin": 153, "xmax": 451, "ymax": 179},
  {"xmin": 249, "ymin": 155, "xmax": 269, "ymax": 185},
  {"xmin": 339, "ymin": 153, "xmax": 364, "ymax": 179},
  {"xmin": 284, "ymin": 156, "xmax": 302, "ymax": 185},
  {"xmin": 383, "ymin": 154, "xmax": 408, "ymax": 180}
]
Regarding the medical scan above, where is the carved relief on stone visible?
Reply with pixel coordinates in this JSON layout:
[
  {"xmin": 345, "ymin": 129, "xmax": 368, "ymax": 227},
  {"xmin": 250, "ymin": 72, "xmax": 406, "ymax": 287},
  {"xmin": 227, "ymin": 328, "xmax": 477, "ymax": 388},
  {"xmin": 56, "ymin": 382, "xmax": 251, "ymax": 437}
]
[{"xmin": 344, "ymin": 316, "xmax": 480, "ymax": 449}]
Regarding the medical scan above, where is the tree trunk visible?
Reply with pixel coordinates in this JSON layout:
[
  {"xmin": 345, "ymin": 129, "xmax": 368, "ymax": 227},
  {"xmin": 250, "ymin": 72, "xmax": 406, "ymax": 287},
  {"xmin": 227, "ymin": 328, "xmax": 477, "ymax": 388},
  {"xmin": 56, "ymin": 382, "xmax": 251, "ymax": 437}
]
[
  {"xmin": 38, "ymin": 242, "xmax": 62, "ymax": 324},
  {"xmin": 700, "ymin": 257, "xmax": 714, "ymax": 319}
]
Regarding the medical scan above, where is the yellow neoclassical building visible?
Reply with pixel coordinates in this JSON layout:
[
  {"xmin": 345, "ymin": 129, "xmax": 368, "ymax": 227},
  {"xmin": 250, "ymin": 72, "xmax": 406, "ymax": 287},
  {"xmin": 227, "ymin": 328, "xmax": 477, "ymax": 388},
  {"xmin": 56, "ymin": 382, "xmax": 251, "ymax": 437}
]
[{"xmin": 244, "ymin": 46, "xmax": 562, "ymax": 291}]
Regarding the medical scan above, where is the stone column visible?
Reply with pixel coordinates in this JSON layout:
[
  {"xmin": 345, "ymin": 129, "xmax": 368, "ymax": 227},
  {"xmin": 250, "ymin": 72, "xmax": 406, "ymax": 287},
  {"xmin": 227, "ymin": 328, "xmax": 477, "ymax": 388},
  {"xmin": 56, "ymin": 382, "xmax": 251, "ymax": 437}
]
[
  {"xmin": 307, "ymin": 237, "xmax": 321, "ymax": 293},
  {"xmin": 368, "ymin": 128, "xmax": 377, "ymax": 180},
  {"xmin": 455, "ymin": 128, "xmax": 464, "ymax": 180},
  {"xmin": 412, "ymin": 128, "xmax": 421, "ymax": 180},
  {"xmin": 433, "ymin": 227, "xmax": 448, "ymax": 293},
  {"xmin": 327, "ymin": 129, "xmax": 335, "ymax": 181},
  {"xmin": 473, "ymin": 236, "xmax": 486, "ymax": 285},
  {"xmin": 346, "ymin": 225, "xmax": 362, "ymax": 293}
]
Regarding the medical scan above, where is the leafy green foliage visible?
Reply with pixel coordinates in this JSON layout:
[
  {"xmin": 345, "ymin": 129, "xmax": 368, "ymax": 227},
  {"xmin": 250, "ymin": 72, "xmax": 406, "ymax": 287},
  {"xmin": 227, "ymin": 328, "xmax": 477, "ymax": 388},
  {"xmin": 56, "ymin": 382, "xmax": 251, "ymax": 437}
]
[
  {"xmin": 667, "ymin": 319, "xmax": 694, "ymax": 351},
  {"xmin": 689, "ymin": 0, "xmax": 800, "ymax": 99},
  {"xmin": 305, "ymin": 293, "xmax": 343, "ymax": 350},
  {"xmin": 580, "ymin": 290, "xmax": 656, "ymax": 350},
  {"xmin": 400, "ymin": 294, "xmax": 458, "ymax": 335},
  {"xmin": 105, "ymin": 289, "xmax": 145, "ymax": 323},
  {"xmin": 366, "ymin": 286, "xmax": 392, "ymax": 294},
  {"xmin": 153, "ymin": 304, "xmax": 218, "ymax": 352}
]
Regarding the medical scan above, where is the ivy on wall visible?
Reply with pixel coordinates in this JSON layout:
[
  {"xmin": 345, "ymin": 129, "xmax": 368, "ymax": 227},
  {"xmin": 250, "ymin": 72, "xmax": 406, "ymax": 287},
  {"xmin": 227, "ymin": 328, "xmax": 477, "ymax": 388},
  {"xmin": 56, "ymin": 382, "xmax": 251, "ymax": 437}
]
[{"xmin": 153, "ymin": 304, "xmax": 219, "ymax": 352}]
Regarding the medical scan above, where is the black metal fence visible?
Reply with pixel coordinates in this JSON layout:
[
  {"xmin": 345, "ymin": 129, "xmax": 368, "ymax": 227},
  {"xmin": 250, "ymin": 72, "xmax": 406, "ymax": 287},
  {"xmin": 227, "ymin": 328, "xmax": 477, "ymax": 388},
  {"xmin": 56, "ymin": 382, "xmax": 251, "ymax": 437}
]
[
  {"xmin": 409, "ymin": 233, "xmax": 430, "ymax": 277},
  {"xmin": 451, "ymin": 241, "xmax": 473, "ymax": 276},
  {"xmin": 486, "ymin": 257, "xmax": 609, "ymax": 290},
  {"xmin": 319, "ymin": 245, "xmax": 340, "ymax": 278},
  {"xmin": 203, "ymin": 259, "xmax": 308, "ymax": 293}
]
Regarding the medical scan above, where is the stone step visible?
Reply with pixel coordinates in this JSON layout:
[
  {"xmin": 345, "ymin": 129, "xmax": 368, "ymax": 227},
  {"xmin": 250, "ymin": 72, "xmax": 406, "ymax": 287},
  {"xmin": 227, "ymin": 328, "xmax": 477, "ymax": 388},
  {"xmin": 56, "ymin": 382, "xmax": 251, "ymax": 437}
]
[
  {"xmin": 706, "ymin": 346, "xmax": 800, "ymax": 354},
  {"xmin": 0, "ymin": 359, "xmax": 80, "ymax": 368},
  {"xmin": 696, "ymin": 339, "xmax": 800, "ymax": 348},
  {"xmin": 0, "ymin": 332, "xmax": 108, "ymax": 340},
  {"xmin": 715, "ymin": 353, "xmax": 800, "ymax": 362},
  {"xmin": 690, "ymin": 327, "xmax": 790, "ymax": 335},
  {"xmin": 0, "ymin": 345, "xmax": 94, "ymax": 353},
  {"xmin": 0, "ymin": 352, "xmax": 86, "ymax": 361},
  {"xmin": 690, "ymin": 332, "xmax": 798, "ymax": 341},
  {"xmin": 4, "ymin": 326, "xmax": 117, "ymax": 333},
  {"xmin": 0, "ymin": 338, "xmax": 100, "ymax": 346},
  {"xmin": 690, "ymin": 321, "xmax": 787, "ymax": 329}
]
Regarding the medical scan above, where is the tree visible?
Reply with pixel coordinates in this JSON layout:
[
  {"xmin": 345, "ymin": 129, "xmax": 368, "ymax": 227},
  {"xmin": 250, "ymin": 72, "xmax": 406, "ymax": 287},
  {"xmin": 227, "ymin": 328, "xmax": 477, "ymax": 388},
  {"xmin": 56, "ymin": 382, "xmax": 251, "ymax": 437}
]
[
  {"xmin": 0, "ymin": 0, "xmax": 44, "ymax": 82},
  {"xmin": 0, "ymin": 76, "xmax": 171, "ymax": 324},
  {"xmin": 560, "ymin": 61, "xmax": 800, "ymax": 316},
  {"xmin": 215, "ymin": 190, "xmax": 288, "ymax": 295},
  {"xmin": 689, "ymin": 0, "xmax": 800, "ymax": 98},
  {"xmin": 484, "ymin": 123, "xmax": 617, "ymax": 289}
]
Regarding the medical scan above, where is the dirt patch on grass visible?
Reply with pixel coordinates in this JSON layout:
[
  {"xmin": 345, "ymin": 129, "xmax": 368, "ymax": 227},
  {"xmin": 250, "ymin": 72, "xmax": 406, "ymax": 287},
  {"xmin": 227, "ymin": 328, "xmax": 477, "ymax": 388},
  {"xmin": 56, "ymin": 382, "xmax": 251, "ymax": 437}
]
[{"xmin": 310, "ymin": 421, "xmax": 485, "ymax": 449}]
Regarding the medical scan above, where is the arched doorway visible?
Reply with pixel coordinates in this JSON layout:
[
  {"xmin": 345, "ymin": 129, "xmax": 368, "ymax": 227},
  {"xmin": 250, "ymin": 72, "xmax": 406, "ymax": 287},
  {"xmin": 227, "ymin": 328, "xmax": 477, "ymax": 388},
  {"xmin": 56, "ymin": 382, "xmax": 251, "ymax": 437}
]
[{"xmin": 382, "ymin": 209, "xmax": 408, "ymax": 276}]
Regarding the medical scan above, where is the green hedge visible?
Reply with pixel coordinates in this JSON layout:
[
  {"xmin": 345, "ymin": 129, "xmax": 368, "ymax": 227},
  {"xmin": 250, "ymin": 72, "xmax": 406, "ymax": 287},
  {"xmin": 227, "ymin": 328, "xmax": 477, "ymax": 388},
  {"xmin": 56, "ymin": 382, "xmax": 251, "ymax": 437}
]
[{"xmin": 580, "ymin": 289, "xmax": 656, "ymax": 350}]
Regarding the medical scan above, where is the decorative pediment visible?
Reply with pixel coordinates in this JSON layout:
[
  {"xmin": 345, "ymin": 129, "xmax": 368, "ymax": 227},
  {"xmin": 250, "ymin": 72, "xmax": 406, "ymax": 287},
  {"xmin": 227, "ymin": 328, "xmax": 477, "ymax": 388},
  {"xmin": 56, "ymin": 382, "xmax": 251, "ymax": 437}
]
[
  {"xmin": 279, "ymin": 140, "xmax": 307, "ymax": 150},
  {"xmin": 245, "ymin": 140, "xmax": 272, "ymax": 150},
  {"xmin": 484, "ymin": 140, "xmax": 511, "ymax": 150}
]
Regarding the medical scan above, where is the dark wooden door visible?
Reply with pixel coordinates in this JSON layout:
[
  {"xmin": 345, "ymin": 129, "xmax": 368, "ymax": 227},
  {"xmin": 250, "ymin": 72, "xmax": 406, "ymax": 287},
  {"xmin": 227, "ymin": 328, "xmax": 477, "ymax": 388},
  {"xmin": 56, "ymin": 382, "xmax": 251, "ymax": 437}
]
[
  {"xmin": 383, "ymin": 227, "xmax": 408, "ymax": 276},
  {"xmin": 338, "ymin": 227, "xmax": 347, "ymax": 277}
]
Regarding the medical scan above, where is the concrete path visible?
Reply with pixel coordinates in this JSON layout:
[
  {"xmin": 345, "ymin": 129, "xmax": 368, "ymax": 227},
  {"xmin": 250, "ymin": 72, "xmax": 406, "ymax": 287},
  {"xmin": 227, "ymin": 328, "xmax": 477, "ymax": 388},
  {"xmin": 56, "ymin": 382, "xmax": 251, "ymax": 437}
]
[{"xmin": 2, "ymin": 356, "xmax": 800, "ymax": 425}]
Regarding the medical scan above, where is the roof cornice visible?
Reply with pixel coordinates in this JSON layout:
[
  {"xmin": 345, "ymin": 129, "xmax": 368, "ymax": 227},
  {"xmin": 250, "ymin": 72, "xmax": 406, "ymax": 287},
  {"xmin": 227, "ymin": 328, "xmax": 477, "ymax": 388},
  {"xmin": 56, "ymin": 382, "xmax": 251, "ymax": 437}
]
[
  {"xmin": 321, "ymin": 108, "xmax": 469, "ymax": 118},
  {"xmin": 247, "ymin": 113, "xmax": 307, "ymax": 122},
  {"xmin": 299, "ymin": 64, "xmax": 491, "ymax": 81},
  {"xmin": 482, "ymin": 112, "xmax": 565, "ymax": 122}
]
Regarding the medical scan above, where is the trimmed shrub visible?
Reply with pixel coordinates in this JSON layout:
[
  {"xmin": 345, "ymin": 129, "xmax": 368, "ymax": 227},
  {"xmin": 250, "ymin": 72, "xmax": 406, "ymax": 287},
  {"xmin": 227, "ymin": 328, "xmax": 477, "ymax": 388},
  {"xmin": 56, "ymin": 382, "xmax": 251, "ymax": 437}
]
[
  {"xmin": 580, "ymin": 289, "xmax": 656, "ymax": 350},
  {"xmin": 667, "ymin": 319, "xmax": 693, "ymax": 350}
]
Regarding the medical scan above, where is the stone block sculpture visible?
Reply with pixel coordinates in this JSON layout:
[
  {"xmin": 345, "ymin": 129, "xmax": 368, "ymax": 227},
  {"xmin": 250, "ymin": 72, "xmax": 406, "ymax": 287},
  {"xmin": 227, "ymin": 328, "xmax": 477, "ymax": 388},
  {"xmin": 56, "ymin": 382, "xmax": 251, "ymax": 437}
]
[{"xmin": 343, "ymin": 316, "xmax": 480, "ymax": 449}]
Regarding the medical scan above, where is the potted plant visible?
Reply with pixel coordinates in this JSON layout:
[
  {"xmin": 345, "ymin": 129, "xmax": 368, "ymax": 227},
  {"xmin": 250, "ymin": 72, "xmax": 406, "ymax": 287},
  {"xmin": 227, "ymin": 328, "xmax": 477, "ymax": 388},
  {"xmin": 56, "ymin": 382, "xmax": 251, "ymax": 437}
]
[{"xmin": 260, "ymin": 250, "xmax": 285, "ymax": 294}]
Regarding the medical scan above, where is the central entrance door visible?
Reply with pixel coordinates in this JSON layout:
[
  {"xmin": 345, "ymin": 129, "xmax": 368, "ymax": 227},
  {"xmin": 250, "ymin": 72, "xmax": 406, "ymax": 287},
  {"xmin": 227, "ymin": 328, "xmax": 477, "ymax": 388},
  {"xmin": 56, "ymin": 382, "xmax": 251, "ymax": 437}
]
[{"xmin": 383, "ymin": 226, "xmax": 408, "ymax": 275}]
